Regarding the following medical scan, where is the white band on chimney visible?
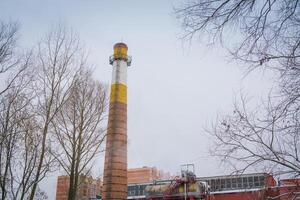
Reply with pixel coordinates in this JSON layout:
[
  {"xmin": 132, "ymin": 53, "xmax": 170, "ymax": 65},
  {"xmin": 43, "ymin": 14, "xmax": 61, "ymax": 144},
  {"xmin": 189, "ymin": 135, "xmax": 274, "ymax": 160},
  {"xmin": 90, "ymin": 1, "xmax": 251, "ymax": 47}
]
[{"xmin": 112, "ymin": 60, "xmax": 127, "ymax": 85}]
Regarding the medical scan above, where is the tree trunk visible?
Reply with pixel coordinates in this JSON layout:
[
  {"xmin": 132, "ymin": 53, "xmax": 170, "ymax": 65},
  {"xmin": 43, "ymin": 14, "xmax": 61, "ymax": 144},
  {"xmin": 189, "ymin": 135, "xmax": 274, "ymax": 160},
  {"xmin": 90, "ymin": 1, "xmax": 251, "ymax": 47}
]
[
  {"xmin": 28, "ymin": 121, "xmax": 49, "ymax": 200},
  {"xmin": 68, "ymin": 149, "xmax": 76, "ymax": 200}
]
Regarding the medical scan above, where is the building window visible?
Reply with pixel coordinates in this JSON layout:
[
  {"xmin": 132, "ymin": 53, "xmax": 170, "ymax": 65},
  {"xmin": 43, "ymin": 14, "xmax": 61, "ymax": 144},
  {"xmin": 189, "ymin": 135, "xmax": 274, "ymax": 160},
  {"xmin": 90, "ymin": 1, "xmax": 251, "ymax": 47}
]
[
  {"xmin": 237, "ymin": 178, "xmax": 242, "ymax": 188},
  {"xmin": 221, "ymin": 179, "xmax": 225, "ymax": 190},
  {"xmin": 141, "ymin": 185, "xmax": 146, "ymax": 195},
  {"xmin": 207, "ymin": 180, "xmax": 211, "ymax": 190},
  {"xmin": 139, "ymin": 185, "xmax": 144, "ymax": 195},
  {"xmin": 248, "ymin": 176, "xmax": 254, "ymax": 187},
  {"xmin": 225, "ymin": 178, "xmax": 231, "ymax": 190},
  {"xmin": 254, "ymin": 176, "xmax": 260, "ymax": 187},
  {"xmin": 232, "ymin": 178, "xmax": 237, "ymax": 189},
  {"xmin": 243, "ymin": 177, "xmax": 248, "ymax": 188},
  {"xmin": 215, "ymin": 179, "xmax": 221, "ymax": 191},
  {"xmin": 129, "ymin": 185, "xmax": 138, "ymax": 196},
  {"xmin": 259, "ymin": 176, "xmax": 265, "ymax": 186},
  {"xmin": 211, "ymin": 179, "xmax": 215, "ymax": 191}
]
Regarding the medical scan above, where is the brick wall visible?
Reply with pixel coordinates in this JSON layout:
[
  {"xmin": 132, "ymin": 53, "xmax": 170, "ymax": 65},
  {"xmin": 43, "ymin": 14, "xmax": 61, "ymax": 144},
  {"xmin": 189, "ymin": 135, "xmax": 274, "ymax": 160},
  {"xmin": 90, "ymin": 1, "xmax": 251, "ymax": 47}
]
[
  {"xmin": 55, "ymin": 175, "xmax": 102, "ymax": 200},
  {"xmin": 56, "ymin": 176, "xmax": 70, "ymax": 200},
  {"xmin": 56, "ymin": 167, "xmax": 169, "ymax": 199},
  {"xmin": 128, "ymin": 167, "xmax": 170, "ymax": 184}
]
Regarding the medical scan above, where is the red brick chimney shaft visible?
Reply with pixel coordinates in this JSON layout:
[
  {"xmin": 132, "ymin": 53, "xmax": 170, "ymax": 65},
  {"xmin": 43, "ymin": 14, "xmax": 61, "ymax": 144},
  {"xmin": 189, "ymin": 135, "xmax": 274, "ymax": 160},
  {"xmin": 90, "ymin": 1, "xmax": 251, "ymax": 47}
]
[{"xmin": 102, "ymin": 43, "xmax": 130, "ymax": 200}]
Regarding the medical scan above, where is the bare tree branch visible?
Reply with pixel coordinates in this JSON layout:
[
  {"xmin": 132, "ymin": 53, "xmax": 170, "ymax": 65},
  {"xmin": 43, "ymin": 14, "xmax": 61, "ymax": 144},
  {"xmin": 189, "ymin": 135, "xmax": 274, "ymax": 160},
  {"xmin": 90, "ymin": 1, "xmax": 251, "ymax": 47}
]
[
  {"xmin": 177, "ymin": 0, "xmax": 300, "ymax": 179},
  {"xmin": 28, "ymin": 26, "xmax": 83, "ymax": 200},
  {"xmin": 52, "ymin": 68, "xmax": 107, "ymax": 200},
  {"xmin": 207, "ymin": 94, "xmax": 300, "ymax": 177}
]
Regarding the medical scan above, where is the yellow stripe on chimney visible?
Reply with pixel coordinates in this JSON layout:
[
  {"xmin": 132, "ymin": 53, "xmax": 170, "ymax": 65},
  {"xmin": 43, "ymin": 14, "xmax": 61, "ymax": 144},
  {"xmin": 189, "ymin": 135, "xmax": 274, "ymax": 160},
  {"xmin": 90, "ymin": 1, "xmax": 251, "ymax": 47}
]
[{"xmin": 110, "ymin": 83, "xmax": 127, "ymax": 104}]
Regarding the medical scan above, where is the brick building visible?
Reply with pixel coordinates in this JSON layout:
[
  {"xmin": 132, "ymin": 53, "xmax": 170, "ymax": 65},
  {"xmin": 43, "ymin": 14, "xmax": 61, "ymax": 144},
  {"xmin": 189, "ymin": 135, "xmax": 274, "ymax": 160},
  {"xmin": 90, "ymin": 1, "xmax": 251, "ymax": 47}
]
[
  {"xmin": 269, "ymin": 178, "xmax": 300, "ymax": 200},
  {"xmin": 56, "ymin": 176, "xmax": 69, "ymax": 200},
  {"xmin": 55, "ymin": 175, "xmax": 102, "ymax": 200},
  {"xmin": 55, "ymin": 167, "xmax": 168, "ymax": 200},
  {"xmin": 128, "ymin": 167, "xmax": 171, "ymax": 184}
]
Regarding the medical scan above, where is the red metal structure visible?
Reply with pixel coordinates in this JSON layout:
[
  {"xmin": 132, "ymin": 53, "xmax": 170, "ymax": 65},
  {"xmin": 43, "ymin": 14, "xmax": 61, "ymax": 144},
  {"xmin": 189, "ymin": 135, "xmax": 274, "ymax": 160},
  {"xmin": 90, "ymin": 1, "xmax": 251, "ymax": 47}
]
[
  {"xmin": 127, "ymin": 172, "xmax": 300, "ymax": 200},
  {"xmin": 145, "ymin": 165, "xmax": 209, "ymax": 200}
]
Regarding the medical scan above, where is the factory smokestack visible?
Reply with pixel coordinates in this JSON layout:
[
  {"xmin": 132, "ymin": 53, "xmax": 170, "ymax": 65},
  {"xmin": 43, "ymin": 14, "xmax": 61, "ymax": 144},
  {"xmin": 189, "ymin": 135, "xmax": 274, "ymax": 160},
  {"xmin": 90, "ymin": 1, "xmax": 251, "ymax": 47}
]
[{"xmin": 103, "ymin": 43, "xmax": 131, "ymax": 200}]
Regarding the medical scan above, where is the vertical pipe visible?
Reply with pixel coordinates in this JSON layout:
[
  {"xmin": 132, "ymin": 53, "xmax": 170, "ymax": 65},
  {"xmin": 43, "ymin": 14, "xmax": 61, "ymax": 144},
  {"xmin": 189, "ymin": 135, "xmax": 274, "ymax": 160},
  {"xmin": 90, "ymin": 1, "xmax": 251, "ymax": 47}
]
[
  {"xmin": 103, "ymin": 43, "xmax": 131, "ymax": 200},
  {"xmin": 185, "ymin": 182, "xmax": 187, "ymax": 200}
]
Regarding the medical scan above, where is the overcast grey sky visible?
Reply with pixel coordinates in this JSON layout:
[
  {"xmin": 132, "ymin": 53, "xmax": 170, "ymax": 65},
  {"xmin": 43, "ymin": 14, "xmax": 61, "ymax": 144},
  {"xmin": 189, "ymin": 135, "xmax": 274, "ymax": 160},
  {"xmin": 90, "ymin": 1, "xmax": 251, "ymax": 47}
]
[{"xmin": 1, "ymin": 0, "xmax": 275, "ymax": 199}]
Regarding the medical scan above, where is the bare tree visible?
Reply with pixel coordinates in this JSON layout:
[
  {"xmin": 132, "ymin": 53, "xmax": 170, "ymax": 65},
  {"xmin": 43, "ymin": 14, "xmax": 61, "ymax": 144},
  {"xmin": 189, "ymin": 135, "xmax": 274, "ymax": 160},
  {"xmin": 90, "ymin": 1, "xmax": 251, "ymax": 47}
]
[
  {"xmin": 0, "ymin": 21, "xmax": 28, "ymax": 96},
  {"xmin": 12, "ymin": 116, "xmax": 43, "ymax": 200},
  {"xmin": 0, "ymin": 20, "xmax": 52, "ymax": 200},
  {"xmin": 175, "ymin": 0, "xmax": 300, "ymax": 94},
  {"xmin": 0, "ymin": 60, "xmax": 36, "ymax": 199},
  {"xmin": 208, "ymin": 94, "xmax": 300, "ymax": 176},
  {"xmin": 0, "ymin": 23, "xmax": 98, "ymax": 199},
  {"xmin": 28, "ymin": 27, "xmax": 83, "ymax": 200},
  {"xmin": 176, "ymin": 0, "xmax": 299, "ymax": 69},
  {"xmin": 52, "ymin": 68, "xmax": 107, "ymax": 200},
  {"xmin": 176, "ymin": 0, "xmax": 300, "ymax": 176}
]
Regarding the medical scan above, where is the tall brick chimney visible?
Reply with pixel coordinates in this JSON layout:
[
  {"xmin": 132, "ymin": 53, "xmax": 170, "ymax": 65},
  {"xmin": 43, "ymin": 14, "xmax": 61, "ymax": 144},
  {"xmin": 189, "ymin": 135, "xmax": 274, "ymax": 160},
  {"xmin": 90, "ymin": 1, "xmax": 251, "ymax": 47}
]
[{"xmin": 103, "ymin": 43, "xmax": 131, "ymax": 200}]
